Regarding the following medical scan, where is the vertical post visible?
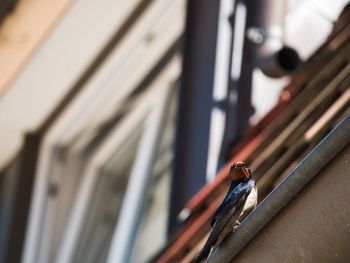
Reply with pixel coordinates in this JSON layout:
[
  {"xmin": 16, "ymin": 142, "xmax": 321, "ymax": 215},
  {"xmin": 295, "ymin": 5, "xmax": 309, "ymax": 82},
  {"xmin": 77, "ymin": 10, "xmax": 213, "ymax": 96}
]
[
  {"xmin": 4, "ymin": 133, "xmax": 41, "ymax": 263},
  {"xmin": 169, "ymin": 0, "xmax": 221, "ymax": 232},
  {"xmin": 221, "ymin": 0, "xmax": 255, "ymax": 157}
]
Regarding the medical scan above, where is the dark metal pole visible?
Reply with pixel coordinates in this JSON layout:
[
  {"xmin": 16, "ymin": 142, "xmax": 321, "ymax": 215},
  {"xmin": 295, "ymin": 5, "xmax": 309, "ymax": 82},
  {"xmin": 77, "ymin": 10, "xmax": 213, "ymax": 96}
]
[{"xmin": 169, "ymin": 0, "xmax": 221, "ymax": 232}]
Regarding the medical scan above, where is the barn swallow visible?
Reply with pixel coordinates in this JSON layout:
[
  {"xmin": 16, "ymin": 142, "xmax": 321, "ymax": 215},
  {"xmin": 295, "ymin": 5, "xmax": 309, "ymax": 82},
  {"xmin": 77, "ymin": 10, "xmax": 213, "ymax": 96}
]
[{"xmin": 194, "ymin": 161, "xmax": 257, "ymax": 262}]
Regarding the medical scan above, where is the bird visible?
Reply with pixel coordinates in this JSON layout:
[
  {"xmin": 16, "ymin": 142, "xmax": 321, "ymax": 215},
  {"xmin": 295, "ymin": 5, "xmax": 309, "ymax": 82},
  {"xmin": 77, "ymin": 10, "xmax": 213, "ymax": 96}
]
[{"xmin": 193, "ymin": 161, "xmax": 258, "ymax": 263}]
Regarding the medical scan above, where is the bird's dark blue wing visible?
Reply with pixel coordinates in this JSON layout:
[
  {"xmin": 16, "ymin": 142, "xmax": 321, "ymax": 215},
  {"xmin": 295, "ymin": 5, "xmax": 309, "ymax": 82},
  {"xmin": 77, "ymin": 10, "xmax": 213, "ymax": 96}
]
[
  {"xmin": 210, "ymin": 181, "xmax": 238, "ymax": 227},
  {"xmin": 210, "ymin": 179, "xmax": 254, "ymax": 227}
]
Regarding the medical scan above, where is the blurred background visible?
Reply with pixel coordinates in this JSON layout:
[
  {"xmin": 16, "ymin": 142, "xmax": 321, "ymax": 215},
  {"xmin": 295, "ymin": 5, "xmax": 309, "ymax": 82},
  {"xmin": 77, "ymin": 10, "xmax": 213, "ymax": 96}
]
[{"xmin": 0, "ymin": 0, "xmax": 349, "ymax": 262}]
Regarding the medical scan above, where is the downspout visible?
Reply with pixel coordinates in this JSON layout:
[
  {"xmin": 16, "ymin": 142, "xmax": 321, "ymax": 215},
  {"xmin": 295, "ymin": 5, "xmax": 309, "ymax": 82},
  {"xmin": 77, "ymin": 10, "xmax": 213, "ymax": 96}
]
[{"xmin": 247, "ymin": 0, "xmax": 300, "ymax": 78}]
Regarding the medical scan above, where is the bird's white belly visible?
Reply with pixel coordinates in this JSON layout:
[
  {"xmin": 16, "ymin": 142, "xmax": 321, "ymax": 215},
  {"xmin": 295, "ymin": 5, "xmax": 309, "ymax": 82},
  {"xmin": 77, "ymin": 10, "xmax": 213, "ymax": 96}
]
[{"xmin": 240, "ymin": 185, "xmax": 258, "ymax": 218}]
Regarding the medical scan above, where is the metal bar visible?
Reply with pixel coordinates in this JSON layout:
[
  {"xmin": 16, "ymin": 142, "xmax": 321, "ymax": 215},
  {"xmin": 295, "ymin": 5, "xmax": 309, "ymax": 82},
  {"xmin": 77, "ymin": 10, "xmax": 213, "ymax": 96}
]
[
  {"xmin": 106, "ymin": 83, "xmax": 174, "ymax": 263},
  {"xmin": 206, "ymin": 0, "xmax": 235, "ymax": 181},
  {"xmin": 208, "ymin": 0, "xmax": 254, "ymax": 181},
  {"xmin": 220, "ymin": 0, "xmax": 255, "ymax": 163},
  {"xmin": 305, "ymin": 89, "xmax": 350, "ymax": 142},
  {"xmin": 207, "ymin": 113, "xmax": 350, "ymax": 263},
  {"xmin": 169, "ymin": 0, "xmax": 221, "ymax": 232}
]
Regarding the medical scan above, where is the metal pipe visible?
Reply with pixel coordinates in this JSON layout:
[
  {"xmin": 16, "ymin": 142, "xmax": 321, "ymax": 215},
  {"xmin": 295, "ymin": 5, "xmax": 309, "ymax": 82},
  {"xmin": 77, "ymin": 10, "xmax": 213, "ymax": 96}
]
[
  {"xmin": 169, "ymin": 0, "xmax": 221, "ymax": 232},
  {"xmin": 207, "ymin": 113, "xmax": 350, "ymax": 262},
  {"xmin": 248, "ymin": 0, "xmax": 300, "ymax": 77}
]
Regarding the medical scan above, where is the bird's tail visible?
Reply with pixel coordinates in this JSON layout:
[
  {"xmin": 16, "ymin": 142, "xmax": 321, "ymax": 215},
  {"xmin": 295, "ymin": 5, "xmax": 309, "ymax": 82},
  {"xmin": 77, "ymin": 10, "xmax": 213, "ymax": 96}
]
[{"xmin": 193, "ymin": 232, "xmax": 218, "ymax": 263}]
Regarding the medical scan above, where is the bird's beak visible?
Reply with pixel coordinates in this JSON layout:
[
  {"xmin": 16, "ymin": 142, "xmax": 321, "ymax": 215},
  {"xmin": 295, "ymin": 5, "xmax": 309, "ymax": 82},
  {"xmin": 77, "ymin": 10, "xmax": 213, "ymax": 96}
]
[{"xmin": 242, "ymin": 168, "xmax": 251, "ymax": 178}]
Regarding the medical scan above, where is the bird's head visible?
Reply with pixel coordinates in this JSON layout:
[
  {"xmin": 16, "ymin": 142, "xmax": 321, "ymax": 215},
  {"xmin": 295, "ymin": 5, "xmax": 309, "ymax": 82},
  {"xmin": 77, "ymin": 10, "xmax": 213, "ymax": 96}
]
[{"xmin": 228, "ymin": 161, "xmax": 251, "ymax": 181}]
